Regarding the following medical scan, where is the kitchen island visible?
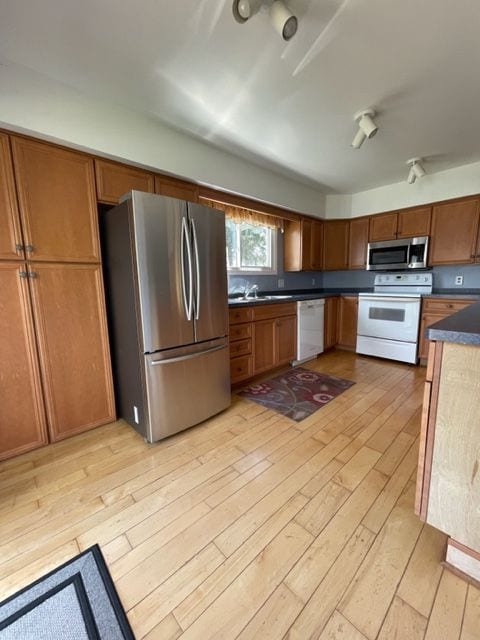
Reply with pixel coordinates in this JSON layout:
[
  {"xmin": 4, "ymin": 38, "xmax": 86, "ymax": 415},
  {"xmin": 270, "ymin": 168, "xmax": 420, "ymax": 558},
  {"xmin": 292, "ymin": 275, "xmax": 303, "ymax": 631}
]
[{"xmin": 415, "ymin": 301, "xmax": 480, "ymax": 585}]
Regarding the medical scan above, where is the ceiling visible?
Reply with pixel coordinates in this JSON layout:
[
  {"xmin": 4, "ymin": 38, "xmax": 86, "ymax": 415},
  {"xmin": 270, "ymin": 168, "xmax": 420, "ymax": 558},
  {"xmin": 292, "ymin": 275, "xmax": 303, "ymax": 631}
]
[{"xmin": 1, "ymin": 0, "xmax": 480, "ymax": 194}]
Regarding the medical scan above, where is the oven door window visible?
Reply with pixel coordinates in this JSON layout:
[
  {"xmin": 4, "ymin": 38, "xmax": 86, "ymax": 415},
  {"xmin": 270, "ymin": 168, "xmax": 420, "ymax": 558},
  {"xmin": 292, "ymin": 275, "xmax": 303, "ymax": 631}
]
[
  {"xmin": 369, "ymin": 307, "xmax": 405, "ymax": 322},
  {"xmin": 369, "ymin": 246, "xmax": 408, "ymax": 266}
]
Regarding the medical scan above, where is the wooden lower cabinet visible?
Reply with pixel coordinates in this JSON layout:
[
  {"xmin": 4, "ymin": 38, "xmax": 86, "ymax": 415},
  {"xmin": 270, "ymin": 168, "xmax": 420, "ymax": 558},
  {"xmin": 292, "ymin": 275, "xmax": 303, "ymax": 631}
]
[
  {"xmin": 229, "ymin": 303, "xmax": 296, "ymax": 383},
  {"xmin": 324, "ymin": 297, "xmax": 339, "ymax": 350},
  {"xmin": 0, "ymin": 263, "xmax": 48, "ymax": 461},
  {"xmin": 418, "ymin": 297, "xmax": 474, "ymax": 360},
  {"xmin": 28, "ymin": 262, "xmax": 115, "ymax": 442},
  {"xmin": 337, "ymin": 296, "xmax": 358, "ymax": 349}
]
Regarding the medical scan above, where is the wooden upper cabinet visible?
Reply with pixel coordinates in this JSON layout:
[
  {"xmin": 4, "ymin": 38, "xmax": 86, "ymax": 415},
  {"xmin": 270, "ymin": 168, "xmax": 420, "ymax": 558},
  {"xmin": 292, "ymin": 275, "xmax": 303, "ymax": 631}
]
[
  {"xmin": 11, "ymin": 137, "xmax": 100, "ymax": 263},
  {"xmin": 323, "ymin": 220, "xmax": 349, "ymax": 271},
  {"xmin": 0, "ymin": 263, "xmax": 48, "ymax": 461},
  {"xmin": 284, "ymin": 218, "xmax": 321, "ymax": 271},
  {"xmin": 337, "ymin": 296, "xmax": 358, "ymax": 349},
  {"xmin": 369, "ymin": 212, "xmax": 398, "ymax": 241},
  {"xmin": 310, "ymin": 221, "xmax": 324, "ymax": 270},
  {"xmin": 348, "ymin": 217, "xmax": 369, "ymax": 269},
  {"xmin": 429, "ymin": 199, "xmax": 479, "ymax": 265},
  {"xmin": 95, "ymin": 159, "xmax": 155, "ymax": 204},
  {"xmin": 28, "ymin": 262, "xmax": 115, "ymax": 442},
  {"xmin": 0, "ymin": 134, "xmax": 24, "ymax": 260},
  {"xmin": 397, "ymin": 206, "xmax": 431, "ymax": 238},
  {"xmin": 155, "ymin": 175, "xmax": 199, "ymax": 202}
]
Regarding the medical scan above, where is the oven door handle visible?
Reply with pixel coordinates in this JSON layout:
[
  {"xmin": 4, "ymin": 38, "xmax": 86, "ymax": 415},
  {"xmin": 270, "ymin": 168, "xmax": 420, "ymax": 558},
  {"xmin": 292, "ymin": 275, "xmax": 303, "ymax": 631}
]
[{"xmin": 359, "ymin": 296, "xmax": 421, "ymax": 304}]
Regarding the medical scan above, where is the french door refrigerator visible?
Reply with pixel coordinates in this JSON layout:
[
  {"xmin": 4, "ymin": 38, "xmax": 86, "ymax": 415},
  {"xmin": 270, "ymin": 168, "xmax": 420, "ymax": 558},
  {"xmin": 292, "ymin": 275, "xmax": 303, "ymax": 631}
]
[{"xmin": 102, "ymin": 191, "xmax": 230, "ymax": 442}]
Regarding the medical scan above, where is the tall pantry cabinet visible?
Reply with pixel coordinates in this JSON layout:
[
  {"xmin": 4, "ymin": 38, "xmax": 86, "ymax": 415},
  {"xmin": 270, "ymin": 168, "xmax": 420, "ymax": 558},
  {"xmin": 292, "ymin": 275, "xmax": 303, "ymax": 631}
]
[{"xmin": 0, "ymin": 134, "xmax": 115, "ymax": 460}]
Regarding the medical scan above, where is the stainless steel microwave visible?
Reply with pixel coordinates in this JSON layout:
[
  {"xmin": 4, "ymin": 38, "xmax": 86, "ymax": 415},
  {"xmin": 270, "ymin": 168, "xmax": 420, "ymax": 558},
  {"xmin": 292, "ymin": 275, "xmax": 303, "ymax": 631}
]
[{"xmin": 367, "ymin": 236, "xmax": 429, "ymax": 271}]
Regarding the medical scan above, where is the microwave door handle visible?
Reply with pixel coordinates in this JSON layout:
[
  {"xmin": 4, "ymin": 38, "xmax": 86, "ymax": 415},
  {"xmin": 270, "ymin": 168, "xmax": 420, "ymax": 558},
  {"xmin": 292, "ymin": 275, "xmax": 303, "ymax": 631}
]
[{"xmin": 406, "ymin": 241, "xmax": 412, "ymax": 267}]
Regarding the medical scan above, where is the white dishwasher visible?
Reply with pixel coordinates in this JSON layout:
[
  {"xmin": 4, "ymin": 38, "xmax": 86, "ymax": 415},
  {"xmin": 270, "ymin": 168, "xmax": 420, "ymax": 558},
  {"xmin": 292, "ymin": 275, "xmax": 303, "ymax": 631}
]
[{"xmin": 294, "ymin": 299, "xmax": 325, "ymax": 365}]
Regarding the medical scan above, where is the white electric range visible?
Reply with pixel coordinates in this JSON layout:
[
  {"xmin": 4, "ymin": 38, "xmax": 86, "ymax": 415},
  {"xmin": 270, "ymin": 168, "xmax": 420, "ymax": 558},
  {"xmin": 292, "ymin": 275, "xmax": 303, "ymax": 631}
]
[{"xmin": 356, "ymin": 272, "xmax": 433, "ymax": 364}]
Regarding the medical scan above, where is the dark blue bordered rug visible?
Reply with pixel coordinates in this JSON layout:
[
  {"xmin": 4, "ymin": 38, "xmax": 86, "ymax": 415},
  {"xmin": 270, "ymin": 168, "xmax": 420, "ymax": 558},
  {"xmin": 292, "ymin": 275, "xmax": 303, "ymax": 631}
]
[{"xmin": 0, "ymin": 545, "xmax": 135, "ymax": 639}]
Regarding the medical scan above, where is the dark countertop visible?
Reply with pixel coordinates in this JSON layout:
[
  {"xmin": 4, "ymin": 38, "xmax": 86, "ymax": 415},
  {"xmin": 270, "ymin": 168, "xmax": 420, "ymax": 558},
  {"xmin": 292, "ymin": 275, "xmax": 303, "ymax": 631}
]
[
  {"xmin": 228, "ymin": 288, "xmax": 480, "ymax": 307},
  {"xmin": 228, "ymin": 288, "xmax": 368, "ymax": 307},
  {"xmin": 427, "ymin": 301, "xmax": 480, "ymax": 345}
]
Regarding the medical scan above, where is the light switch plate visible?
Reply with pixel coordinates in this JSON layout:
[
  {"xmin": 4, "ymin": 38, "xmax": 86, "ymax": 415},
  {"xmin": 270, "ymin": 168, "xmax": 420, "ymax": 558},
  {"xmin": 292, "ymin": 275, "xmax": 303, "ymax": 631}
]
[
  {"xmin": 455, "ymin": 275, "xmax": 463, "ymax": 285},
  {"xmin": 278, "ymin": 278, "xmax": 285, "ymax": 288}
]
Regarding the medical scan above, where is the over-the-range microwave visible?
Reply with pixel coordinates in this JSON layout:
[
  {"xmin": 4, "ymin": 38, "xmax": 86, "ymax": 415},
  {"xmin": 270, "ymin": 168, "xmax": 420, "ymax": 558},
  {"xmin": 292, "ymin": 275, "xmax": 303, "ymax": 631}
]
[{"xmin": 367, "ymin": 236, "xmax": 429, "ymax": 271}]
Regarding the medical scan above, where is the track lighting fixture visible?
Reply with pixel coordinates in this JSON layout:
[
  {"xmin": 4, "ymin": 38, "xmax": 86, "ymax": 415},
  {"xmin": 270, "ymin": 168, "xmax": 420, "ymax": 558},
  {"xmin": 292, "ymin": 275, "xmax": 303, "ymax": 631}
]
[
  {"xmin": 406, "ymin": 158, "xmax": 426, "ymax": 184},
  {"xmin": 232, "ymin": 0, "xmax": 298, "ymax": 41},
  {"xmin": 351, "ymin": 109, "xmax": 378, "ymax": 149}
]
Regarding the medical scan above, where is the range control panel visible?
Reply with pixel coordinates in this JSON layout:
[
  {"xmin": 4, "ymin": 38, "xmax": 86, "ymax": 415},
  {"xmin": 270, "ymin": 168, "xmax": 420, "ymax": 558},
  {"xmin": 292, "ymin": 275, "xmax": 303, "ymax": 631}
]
[{"xmin": 374, "ymin": 272, "xmax": 433, "ymax": 294}]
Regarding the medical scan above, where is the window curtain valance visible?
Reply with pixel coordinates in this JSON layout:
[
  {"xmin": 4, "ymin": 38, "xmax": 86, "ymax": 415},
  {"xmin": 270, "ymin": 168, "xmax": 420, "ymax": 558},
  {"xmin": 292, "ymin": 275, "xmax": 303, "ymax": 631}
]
[{"xmin": 200, "ymin": 199, "xmax": 284, "ymax": 230}]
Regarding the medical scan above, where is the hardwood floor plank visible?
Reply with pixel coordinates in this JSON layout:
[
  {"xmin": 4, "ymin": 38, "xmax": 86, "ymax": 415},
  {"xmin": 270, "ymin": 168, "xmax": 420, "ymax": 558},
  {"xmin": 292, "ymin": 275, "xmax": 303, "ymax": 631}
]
[
  {"xmin": 375, "ymin": 431, "xmax": 415, "ymax": 477},
  {"xmin": 338, "ymin": 483, "xmax": 423, "ymax": 640},
  {"xmin": 377, "ymin": 597, "xmax": 428, "ymax": 640},
  {"xmin": 285, "ymin": 525, "xmax": 374, "ymax": 640},
  {"xmin": 397, "ymin": 523, "xmax": 446, "ymax": 618},
  {"xmin": 317, "ymin": 610, "xmax": 368, "ymax": 640},
  {"xmin": 177, "ymin": 522, "xmax": 313, "ymax": 639},
  {"xmin": 142, "ymin": 613, "xmax": 182, "ymax": 640},
  {"xmin": 424, "ymin": 570, "xmax": 468, "ymax": 640},
  {"xmin": 295, "ymin": 481, "xmax": 350, "ymax": 537},
  {"xmin": 460, "ymin": 585, "xmax": 480, "ymax": 640},
  {"xmin": 334, "ymin": 446, "xmax": 382, "ymax": 492}
]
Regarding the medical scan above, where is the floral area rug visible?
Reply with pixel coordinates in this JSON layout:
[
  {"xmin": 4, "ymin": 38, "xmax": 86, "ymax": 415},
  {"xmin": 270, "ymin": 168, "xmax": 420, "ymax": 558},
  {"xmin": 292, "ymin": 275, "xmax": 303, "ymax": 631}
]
[{"xmin": 238, "ymin": 367, "xmax": 355, "ymax": 422}]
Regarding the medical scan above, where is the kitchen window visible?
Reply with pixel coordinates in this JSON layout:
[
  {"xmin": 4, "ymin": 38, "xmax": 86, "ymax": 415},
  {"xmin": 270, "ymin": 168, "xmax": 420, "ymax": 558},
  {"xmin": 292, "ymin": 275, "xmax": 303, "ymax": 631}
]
[{"xmin": 225, "ymin": 219, "xmax": 278, "ymax": 275}]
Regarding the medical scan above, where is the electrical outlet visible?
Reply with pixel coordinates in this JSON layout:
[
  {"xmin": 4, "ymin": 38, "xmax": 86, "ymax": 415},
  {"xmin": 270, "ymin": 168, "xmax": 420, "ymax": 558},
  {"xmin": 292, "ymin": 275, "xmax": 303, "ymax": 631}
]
[
  {"xmin": 311, "ymin": 278, "xmax": 316, "ymax": 286},
  {"xmin": 278, "ymin": 278, "xmax": 285, "ymax": 289},
  {"xmin": 455, "ymin": 275, "xmax": 463, "ymax": 286}
]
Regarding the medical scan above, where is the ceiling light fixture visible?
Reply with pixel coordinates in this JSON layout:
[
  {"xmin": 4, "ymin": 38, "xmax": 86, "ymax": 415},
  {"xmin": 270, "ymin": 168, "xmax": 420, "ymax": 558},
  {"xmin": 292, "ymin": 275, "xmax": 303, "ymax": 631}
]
[
  {"xmin": 406, "ymin": 157, "xmax": 426, "ymax": 184},
  {"xmin": 351, "ymin": 109, "xmax": 378, "ymax": 149},
  {"xmin": 232, "ymin": 0, "xmax": 298, "ymax": 41}
]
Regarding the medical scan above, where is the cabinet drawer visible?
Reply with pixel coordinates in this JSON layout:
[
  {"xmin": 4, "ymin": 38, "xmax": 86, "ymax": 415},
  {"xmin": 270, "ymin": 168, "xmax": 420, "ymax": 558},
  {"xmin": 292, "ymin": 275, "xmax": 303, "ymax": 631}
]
[
  {"xmin": 230, "ymin": 355, "xmax": 253, "ymax": 383},
  {"xmin": 229, "ymin": 323, "xmax": 252, "ymax": 341},
  {"xmin": 422, "ymin": 298, "xmax": 473, "ymax": 313},
  {"xmin": 230, "ymin": 338, "xmax": 252, "ymax": 358},
  {"xmin": 229, "ymin": 307, "xmax": 254, "ymax": 324},
  {"xmin": 252, "ymin": 302, "xmax": 296, "ymax": 321}
]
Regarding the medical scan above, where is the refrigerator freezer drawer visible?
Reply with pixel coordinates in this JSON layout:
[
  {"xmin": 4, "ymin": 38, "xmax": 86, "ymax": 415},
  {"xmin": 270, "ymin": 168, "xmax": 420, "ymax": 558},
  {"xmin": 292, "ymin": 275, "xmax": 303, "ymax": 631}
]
[{"xmin": 144, "ymin": 339, "xmax": 231, "ymax": 442}]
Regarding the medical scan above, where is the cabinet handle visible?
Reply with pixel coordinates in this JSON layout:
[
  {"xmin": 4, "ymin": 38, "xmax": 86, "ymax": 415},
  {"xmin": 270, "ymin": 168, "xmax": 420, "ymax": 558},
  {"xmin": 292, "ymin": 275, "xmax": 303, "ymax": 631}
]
[
  {"xmin": 25, "ymin": 244, "xmax": 34, "ymax": 253},
  {"xmin": 28, "ymin": 271, "xmax": 38, "ymax": 279},
  {"xmin": 447, "ymin": 304, "xmax": 453, "ymax": 308},
  {"xmin": 19, "ymin": 270, "xmax": 27, "ymax": 279},
  {"xmin": 471, "ymin": 254, "xmax": 475, "ymax": 259},
  {"xmin": 15, "ymin": 243, "xmax": 24, "ymax": 252}
]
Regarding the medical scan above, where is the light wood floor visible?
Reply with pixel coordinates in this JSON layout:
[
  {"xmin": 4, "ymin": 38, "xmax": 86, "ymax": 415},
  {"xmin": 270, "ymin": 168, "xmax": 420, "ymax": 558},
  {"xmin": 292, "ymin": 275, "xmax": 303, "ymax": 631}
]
[{"xmin": 1, "ymin": 350, "xmax": 479, "ymax": 639}]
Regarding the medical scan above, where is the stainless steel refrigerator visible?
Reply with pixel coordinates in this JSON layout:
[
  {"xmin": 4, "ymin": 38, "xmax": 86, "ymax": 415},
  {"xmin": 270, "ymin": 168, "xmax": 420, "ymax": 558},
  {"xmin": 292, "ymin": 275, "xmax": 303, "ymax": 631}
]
[{"xmin": 101, "ymin": 191, "xmax": 230, "ymax": 442}]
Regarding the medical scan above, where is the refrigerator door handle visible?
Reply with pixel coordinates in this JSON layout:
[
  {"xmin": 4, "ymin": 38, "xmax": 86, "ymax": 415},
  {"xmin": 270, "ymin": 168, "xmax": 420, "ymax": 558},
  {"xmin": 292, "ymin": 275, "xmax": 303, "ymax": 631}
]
[
  {"xmin": 181, "ymin": 217, "xmax": 193, "ymax": 321},
  {"xmin": 150, "ymin": 344, "xmax": 226, "ymax": 366},
  {"xmin": 191, "ymin": 218, "xmax": 201, "ymax": 320}
]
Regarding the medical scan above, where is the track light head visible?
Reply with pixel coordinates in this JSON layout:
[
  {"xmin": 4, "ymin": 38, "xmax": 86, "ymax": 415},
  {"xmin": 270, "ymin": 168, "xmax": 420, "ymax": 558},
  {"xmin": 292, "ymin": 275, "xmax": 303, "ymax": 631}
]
[
  {"xmin": 269, "ymin": 1, "xmax": 298, "ymax": 41},
  {"xmin": 351, "ymin": 109, "xmax": 378, "ymax": 148},
  {"xmin": 232, "ymin": 0, "xmax": 262, "ymax": 23},
  {"xmin": 406, "ymin": 158, "xmax": 426, "ymax": 184}
]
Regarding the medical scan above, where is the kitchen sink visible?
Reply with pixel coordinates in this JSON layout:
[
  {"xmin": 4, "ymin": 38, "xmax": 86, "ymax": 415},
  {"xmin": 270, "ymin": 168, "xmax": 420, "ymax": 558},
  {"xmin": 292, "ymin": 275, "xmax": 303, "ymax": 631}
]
[{"xmin": 229, "ymin": 294, "xmax": 294, "ymax": 303}]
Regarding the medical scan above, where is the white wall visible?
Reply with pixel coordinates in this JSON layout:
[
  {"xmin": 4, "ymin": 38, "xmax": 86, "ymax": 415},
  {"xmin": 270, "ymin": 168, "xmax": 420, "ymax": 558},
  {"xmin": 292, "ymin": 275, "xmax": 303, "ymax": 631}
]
[
  {"xmin": 0, "ymin": 60, "xmax": 326, "ymax": 217},
  {"xmin": 325, "ymin": 161, "xmax": 480, "ymax": 218}
]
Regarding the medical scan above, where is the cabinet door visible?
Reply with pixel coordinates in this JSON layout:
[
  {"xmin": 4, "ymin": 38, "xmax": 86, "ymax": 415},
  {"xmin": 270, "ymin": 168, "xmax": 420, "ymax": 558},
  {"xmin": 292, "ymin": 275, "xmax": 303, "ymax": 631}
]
[
  {"xmin": 348, "ymin": 217, "xmax": 369, "ymax": 269},
  {"xmin": 276, "ymin": 315, "xmax": 296, "ymax": 365},
  {"xmin": 369, "ymin": 212, "xmax": 398, "ymax": 241},
  {"xmin": 397, "ymin": 206, "xmax": 431, "ymax": 238},
  {"xmin": 418, "ymin": 313, "xmax": 441, "ymax": 360},
  {"xmin": 0, "ymin": 263, "xmax": 48, "ymax": 460},
  {"xmin": 323, "ymin": 221, "xmax": 349, "ymax": 271},
  {"xmin": 95, "ymin": 159, "xmax": 155, "ymax": 204},
  {"xmin": 430, "ymin": 199, "xmax": 479, "ymax": 265},
  {"xmin": 324, "ymin": 297, "xmax": 339, "ymax": 350},
  {"xmin": 310, "ymin": 221, "xmax": 324, "ymax": 270},
  {"xmin": 300, "ymin": 220, "xmax": 313, "ymax": 270},
  {"xmin": 11, "ymin": 137, "xmax": 100, "ymax": 263},
  {"xmin": 155, "ymin": 175, "xmax": 199, "ymax": 202},
  {"xmin": 0, "ymin": 134, "xmax": 24, "ymax": 260},
  {"xmin": 253, "ymin": 318, "xmax": 276, "ymax": 374},
  {"xmin": 28, "ymin": 263, "xmax": 115, "ymax": 442},
  {"xmin": 337, "ymin": 296, "xmax": 358, "ymax": 348},
  {"xmin": 283, "ymin": 220, "xmax": 302, "ymax": 272}
]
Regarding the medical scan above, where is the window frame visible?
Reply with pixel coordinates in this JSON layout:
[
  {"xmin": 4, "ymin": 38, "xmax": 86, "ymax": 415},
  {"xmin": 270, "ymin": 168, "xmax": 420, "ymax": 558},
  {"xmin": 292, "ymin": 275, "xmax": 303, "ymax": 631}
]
[{"xmin": 226, "ymin": 219, "xmax": 278, "ymax": 276}]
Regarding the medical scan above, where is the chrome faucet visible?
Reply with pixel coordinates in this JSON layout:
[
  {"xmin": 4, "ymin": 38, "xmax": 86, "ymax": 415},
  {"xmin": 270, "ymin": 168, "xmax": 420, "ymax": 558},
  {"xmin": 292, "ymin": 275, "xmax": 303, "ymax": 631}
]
[{"xmin": 244, "ymin": 283, "xmax": 259, "ymax": 299}]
